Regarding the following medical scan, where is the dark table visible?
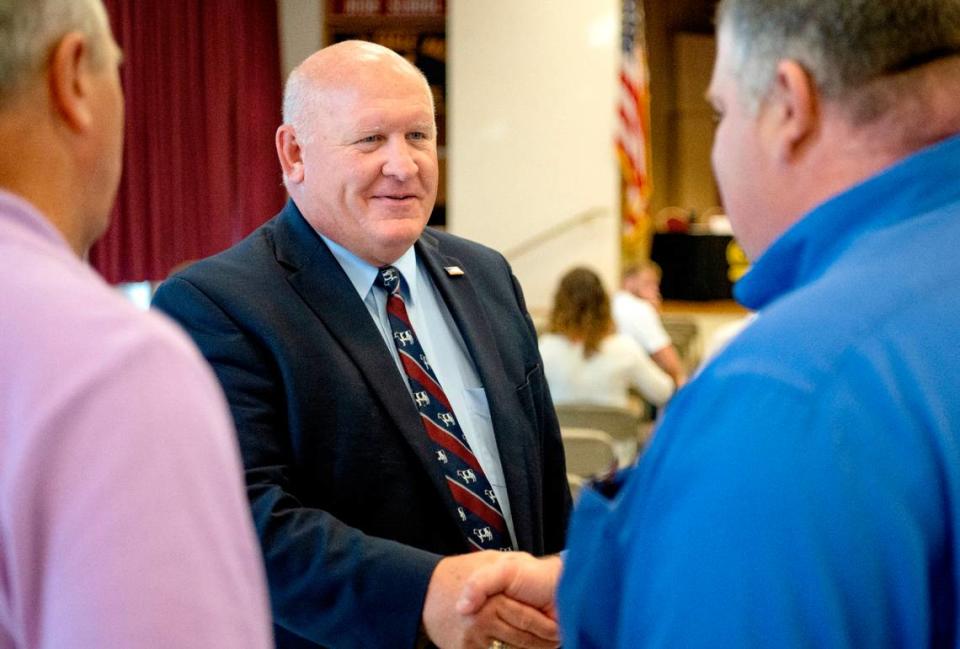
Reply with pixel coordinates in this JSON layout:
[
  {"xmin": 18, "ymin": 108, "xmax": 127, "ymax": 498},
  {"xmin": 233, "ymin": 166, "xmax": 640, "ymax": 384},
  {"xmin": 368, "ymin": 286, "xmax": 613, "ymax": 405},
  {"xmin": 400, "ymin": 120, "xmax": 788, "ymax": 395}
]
[{"xmin": 650, "ymin": 232, "xmax": 740, "ymax": 301}]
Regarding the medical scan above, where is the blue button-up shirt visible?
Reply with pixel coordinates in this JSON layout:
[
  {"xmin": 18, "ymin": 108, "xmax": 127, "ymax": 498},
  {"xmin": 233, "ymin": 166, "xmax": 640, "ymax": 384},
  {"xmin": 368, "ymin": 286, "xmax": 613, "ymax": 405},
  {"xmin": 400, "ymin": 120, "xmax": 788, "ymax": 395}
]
[{"xmin": 559, "ymin": 133, "xmax": 960, "ymax": 647}]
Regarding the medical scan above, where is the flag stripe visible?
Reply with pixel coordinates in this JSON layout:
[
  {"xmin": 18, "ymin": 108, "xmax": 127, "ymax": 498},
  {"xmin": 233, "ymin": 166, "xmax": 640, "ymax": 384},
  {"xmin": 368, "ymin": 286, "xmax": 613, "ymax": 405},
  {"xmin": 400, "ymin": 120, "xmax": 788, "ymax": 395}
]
[{"xmin": 618, "ymin": 0, "xmax": 652, "ymax": 232}]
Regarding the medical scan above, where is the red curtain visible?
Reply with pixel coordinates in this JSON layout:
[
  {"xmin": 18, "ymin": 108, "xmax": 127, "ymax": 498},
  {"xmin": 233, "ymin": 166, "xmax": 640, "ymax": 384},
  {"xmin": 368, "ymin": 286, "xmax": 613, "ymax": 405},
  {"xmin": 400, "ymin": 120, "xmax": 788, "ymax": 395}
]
[{"xmin": 91, "ymin": 0, "xmax": 286, "ymax": 283}]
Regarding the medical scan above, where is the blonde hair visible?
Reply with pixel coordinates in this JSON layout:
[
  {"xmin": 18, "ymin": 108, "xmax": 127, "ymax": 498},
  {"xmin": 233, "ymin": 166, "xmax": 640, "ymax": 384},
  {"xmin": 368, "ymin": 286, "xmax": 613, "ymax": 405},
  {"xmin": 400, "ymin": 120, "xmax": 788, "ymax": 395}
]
[{"xmin": 621, "ymin": 259, "xmax": 662, "ymax": 284}]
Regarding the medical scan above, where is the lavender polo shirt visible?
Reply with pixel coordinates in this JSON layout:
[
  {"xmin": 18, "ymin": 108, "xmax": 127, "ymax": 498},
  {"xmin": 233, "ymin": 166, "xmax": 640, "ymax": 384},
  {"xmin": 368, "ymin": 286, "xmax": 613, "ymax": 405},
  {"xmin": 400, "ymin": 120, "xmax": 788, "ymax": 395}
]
[{"xmin": 0, "ymin": 190, "xmax": 272, "ymax": 648}]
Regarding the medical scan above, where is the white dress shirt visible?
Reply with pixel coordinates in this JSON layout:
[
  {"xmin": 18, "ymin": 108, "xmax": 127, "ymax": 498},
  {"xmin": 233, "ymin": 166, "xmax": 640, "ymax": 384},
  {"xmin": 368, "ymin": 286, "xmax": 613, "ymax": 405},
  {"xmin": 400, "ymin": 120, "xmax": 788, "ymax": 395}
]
[
  {"xmin": 612, "ymin": 289, "xmax": 672, "ymax": 354},
  {"xmin": 539, "ymin": 332, "xmax": 674, "ymax": 407}
]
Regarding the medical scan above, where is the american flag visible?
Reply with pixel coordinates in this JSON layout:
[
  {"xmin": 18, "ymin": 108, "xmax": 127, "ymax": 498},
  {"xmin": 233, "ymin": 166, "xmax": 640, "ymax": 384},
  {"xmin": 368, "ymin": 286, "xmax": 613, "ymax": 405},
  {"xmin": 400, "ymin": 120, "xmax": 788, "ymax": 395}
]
[{"xmin": 616, "ymin": 0, "xmax": 652, "ymax": 234}]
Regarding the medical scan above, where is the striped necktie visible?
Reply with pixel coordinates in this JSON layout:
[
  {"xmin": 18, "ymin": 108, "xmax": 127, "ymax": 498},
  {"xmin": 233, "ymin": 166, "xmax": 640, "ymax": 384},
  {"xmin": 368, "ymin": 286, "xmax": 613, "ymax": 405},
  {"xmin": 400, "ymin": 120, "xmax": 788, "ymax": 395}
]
[{"xmin": 376, "ymin": 265, "xmax": 512, "ymax": 551}]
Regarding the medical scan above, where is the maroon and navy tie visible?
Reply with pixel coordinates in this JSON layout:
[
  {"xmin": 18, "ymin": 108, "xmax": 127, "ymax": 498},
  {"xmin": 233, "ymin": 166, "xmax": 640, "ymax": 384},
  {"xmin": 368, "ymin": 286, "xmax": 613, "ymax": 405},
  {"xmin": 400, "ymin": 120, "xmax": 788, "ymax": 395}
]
[{"xmin": 376, "ymin": 265, "xmax": 512, "ymax": 551}]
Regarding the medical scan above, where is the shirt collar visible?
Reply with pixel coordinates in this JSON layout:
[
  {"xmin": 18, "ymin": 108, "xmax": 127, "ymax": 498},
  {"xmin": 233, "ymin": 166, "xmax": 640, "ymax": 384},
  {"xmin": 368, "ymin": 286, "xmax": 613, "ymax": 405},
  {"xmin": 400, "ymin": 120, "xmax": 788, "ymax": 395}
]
[
  {"xmin": 320, "ymin": 234, "xmax": 420, "ymax": 302},
  {"xmin": 735, "ymin": 132, "xmax": 960, "ymax": 311}
]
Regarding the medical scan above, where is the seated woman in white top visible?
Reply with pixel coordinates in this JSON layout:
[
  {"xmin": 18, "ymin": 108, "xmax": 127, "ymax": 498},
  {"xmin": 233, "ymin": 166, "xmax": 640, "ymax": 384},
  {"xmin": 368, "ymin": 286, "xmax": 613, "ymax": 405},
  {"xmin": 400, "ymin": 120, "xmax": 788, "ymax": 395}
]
[{"xmin": 539, "ymin": 267, "xmax": 675, "ymax": 409}]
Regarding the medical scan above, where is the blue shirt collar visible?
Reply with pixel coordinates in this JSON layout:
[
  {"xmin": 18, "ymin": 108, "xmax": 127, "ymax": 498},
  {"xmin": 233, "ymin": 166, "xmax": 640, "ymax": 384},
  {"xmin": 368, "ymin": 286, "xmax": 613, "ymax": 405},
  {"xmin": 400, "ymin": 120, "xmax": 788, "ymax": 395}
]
[
  {"xmin": 320, "ymin": 235, "xmax": 419, "ymax": 302},
  {"xmin": 736, "ymin": 132, "xmax": 960, "ymax": 310}
]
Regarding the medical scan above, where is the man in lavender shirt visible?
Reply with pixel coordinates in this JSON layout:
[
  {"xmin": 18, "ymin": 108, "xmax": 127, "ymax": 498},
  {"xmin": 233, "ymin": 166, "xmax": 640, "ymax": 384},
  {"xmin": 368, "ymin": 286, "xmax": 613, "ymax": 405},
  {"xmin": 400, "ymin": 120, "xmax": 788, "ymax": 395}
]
[{"xmin": 0, "ymin": 1, "xmax": 272, "ymax": 647}]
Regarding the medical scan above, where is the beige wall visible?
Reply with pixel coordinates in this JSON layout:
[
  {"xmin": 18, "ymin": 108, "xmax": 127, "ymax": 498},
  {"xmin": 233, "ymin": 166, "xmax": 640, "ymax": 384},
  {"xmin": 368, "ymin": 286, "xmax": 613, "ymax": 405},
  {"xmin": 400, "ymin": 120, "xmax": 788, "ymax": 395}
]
[
  {"xmin": 447, "ymin": 0, "xmax": 621, "ymax": 315},
  {"xmin": 277, "ymin": 0, "xmax": 323, "ymax": 78}
]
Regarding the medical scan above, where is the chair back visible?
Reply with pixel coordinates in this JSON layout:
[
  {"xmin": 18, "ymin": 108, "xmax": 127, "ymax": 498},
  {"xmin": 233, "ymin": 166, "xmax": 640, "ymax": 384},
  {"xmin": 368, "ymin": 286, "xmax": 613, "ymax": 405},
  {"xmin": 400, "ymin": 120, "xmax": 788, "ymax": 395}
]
[
  {"xmin": 661, "ymin": 314, "xmax": 700, "ymax": 369},
  {"xmin": 561, "ymin": 427, "xmax": 617, "ymax": 480},
  {"xmin": 554, "ymin": 403, "xmax": 643, "ymax": 441},
  {"xmin": 566, "ymin": 473, "xmax": 586, "ymax": 502}
]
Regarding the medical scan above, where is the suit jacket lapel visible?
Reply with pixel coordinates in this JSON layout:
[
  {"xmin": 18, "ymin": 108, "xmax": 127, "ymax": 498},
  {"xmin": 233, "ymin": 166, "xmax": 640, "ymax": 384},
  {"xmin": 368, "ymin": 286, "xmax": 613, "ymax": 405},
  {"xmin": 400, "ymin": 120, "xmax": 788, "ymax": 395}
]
[
  {"xmin": 272, "ymin": 202, "xmax": 467, "ymax": 536},
  {"xmin": 417, "ymin": 232, "xmax": 537, "ymax": 551}
]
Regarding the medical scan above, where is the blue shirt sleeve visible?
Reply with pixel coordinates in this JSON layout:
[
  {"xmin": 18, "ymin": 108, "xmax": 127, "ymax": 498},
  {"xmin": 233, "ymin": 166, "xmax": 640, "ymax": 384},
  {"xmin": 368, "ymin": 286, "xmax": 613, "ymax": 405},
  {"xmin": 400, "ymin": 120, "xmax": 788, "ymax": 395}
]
[{"xmin": 559, "ymin": 359, "xmax": 950, "ymax": 648}]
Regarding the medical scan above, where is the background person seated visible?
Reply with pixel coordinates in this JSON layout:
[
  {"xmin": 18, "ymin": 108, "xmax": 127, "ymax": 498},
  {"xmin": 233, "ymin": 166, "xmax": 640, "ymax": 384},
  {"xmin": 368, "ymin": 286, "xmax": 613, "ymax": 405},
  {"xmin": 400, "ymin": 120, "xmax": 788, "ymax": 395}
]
[
  {"xmin": 539, "ymin": 267, "xmax": 674, "ymax": 410},
  {"xmin": 613, "ymin": 261, "xmax": 688, "ymax": 387}
]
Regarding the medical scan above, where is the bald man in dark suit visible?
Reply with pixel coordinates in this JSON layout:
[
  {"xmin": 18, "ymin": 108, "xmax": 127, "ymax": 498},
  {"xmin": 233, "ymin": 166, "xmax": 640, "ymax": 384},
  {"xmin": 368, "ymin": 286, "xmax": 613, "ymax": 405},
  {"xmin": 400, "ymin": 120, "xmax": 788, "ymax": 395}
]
[{"xmin": 153, "ymin": 40, "xmax": 570, "ymax": 649}]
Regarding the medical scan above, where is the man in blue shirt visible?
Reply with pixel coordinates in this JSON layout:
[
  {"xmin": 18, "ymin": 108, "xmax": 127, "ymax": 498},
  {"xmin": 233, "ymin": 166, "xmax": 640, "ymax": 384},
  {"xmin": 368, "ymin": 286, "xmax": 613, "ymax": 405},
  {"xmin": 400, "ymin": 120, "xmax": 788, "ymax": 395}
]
[{"xmin": 457, "ymin": 0, "xmax": 960, "ymax": 646}]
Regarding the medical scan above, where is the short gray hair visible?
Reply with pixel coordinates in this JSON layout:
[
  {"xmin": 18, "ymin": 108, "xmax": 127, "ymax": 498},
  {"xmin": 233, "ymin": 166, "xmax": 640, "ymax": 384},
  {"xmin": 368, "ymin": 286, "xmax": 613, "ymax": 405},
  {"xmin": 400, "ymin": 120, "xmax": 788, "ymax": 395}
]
[
  {"xmin": 0, "ymin": 0, "xmax": 111, "ymax": 107},
  {"xmin": 281, "ymin": 66, "xmax": 322, "ymax": 145},
  {"xmin": 716, "ymin": 0, "xmax": 960, "ymax": 119}
]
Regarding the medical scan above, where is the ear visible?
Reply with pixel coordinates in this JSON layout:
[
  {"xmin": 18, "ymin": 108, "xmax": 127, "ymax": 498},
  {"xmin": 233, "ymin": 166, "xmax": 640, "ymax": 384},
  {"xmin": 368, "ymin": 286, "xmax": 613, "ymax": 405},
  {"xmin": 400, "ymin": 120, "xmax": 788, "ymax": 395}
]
[
  {"xmin": 276, "ymin": 124, "xmax": 305, "ymax": 184},
  {"xmin": 48, "ymin": 32, "xmax": 96, "ymax": 133},
  {"xmin": 765, "ymin": 60, "xmax": 818, "ymax": 162}
]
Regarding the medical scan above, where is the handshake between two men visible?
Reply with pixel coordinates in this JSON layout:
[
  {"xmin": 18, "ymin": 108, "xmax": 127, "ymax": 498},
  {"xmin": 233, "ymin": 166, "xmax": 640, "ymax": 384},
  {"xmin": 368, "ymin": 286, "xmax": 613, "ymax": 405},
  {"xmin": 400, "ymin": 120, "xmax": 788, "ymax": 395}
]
[{"xmin": 426, "ymin": 551, "xmax": 563, "ymax": 649}]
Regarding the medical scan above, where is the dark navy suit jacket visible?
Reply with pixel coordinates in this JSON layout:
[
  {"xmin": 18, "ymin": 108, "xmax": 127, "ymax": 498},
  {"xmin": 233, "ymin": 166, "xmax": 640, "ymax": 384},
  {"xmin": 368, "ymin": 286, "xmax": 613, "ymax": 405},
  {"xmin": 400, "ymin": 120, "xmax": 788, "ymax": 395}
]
[{"xmin": 152, "ymin": 200, "xmax": 571, "ymax": 649}]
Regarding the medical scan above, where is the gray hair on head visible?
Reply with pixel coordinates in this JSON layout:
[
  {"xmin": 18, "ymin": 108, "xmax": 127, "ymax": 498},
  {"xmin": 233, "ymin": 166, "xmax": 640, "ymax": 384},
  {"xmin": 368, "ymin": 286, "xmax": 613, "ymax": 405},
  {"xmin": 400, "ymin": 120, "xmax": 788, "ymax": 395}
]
[
  {"xmin": 716, "ymin": 0, "xmax": 960, "ymax": 121},
  {"xmin": 281, "ymin": 65, "xmax": 320, "ymax": 146},
  {"xmin": 0, "ymin": 0, "xmax": 112, "ymax": 107}
]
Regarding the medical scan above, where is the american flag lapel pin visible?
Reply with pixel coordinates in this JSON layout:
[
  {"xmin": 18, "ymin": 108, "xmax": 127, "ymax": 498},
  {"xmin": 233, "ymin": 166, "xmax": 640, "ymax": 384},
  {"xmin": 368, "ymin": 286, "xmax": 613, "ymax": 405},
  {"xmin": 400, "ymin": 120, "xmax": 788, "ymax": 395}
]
[{"xmin": 444, "ymin": 266, "xmax": 465, "ymax": 277}]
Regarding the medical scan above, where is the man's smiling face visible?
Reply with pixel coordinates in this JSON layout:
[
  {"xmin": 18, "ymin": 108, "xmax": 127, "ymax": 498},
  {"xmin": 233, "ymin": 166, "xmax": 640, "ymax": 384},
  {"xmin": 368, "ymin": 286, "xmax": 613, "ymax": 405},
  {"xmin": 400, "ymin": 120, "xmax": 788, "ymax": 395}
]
[{"xmin": 292, "ymin": 55, "xmax": 438, "ymax": 266}]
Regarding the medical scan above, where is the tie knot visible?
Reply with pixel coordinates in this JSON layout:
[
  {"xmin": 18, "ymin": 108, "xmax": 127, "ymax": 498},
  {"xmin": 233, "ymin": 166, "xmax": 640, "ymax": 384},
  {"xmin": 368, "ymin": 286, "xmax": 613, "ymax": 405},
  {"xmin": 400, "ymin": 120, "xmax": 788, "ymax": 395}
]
[{"xmin": 377, "ymin": 265, "xmax": 403, "ymax": 295}]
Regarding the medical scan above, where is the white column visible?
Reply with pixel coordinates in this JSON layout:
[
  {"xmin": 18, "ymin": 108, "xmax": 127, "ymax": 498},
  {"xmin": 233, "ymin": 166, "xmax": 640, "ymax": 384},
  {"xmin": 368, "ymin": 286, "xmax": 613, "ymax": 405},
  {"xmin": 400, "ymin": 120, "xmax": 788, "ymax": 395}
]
[{"xmin": 447, "ymin": 0, "xmax": 621, "ymax": 316}]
